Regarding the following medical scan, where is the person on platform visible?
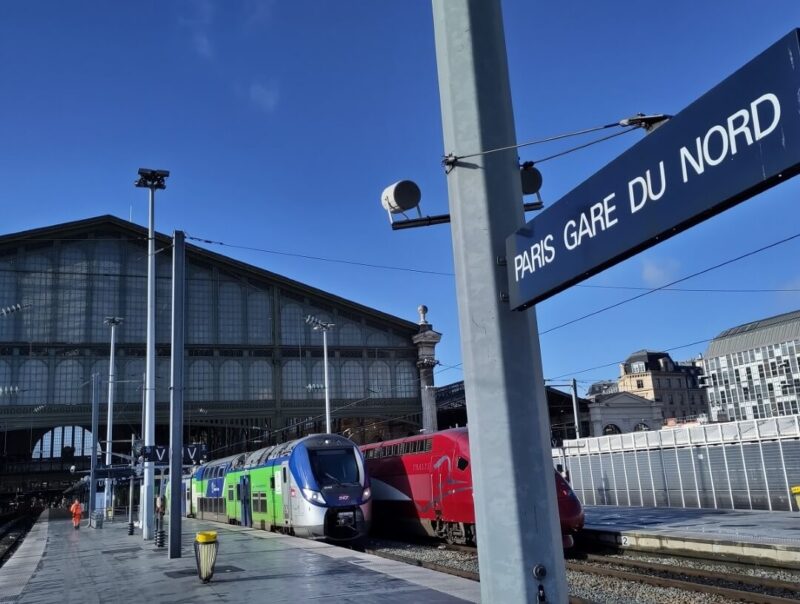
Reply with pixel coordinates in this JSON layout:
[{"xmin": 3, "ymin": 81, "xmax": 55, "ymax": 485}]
[{"xmin": 70, "ymin": 498, "xmax": 83, "ymax": 530}]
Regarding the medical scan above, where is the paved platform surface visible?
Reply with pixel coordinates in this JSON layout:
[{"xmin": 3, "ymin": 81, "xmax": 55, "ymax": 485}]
[
  {"xmin": 0, "ymin": 511, "xmax": 479, "ymax": 604},
  {"xmin": 582, "ymin": 505, "xmax": 800, "ymax": 566}
]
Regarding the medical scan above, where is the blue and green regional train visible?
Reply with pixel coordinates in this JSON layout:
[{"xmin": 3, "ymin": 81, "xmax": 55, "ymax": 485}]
[{"xmin": 182, "ymin": 434, "xmax": 371, "ymax": 543}]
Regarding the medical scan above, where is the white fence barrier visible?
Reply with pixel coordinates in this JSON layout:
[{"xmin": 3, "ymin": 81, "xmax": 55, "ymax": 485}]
[{"xmin": 553, "ymin": 415, "xmax": 800, "ymax": 512}]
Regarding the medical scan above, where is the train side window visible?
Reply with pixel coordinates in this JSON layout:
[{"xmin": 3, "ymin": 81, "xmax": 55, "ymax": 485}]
[
  {"xmin": 457, "ymin": 457, "xmax": 469, "ymax": 471},
  {"xmin": 282, "ymin": 467, "xmax": 287, "ymax": 483},
  {"xmin": 235, "ymin": 485, "xmax": 241, "ymax": 501},
  {"xmin": 228, "ymin": 486, "xmax": 234, "ymax": 501},
  {"xmin": 424, "ymin": 439, "xmax": 432, "ymax": 452},
  {"xmin": 270, "ymin": 477, "xmax": 275, "ymax": 490}
]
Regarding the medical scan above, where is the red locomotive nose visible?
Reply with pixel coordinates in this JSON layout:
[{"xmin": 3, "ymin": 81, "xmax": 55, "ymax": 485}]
[{"xmin": 555, "ymin": 473, "xmax": 585, "ymax": 534}]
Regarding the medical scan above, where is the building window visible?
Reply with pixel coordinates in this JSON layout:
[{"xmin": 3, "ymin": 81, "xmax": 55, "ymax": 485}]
[
  {"xmin": 188, "ymin": 359, "xmax": 214, "ymax": 402},
  {"xmin": 636, "ymin": 379, "xmax": 644, "ymax": 389},
  {"xmin": 220, "ymin": 360, "xmax": 243, "ymax": 401},
  {"xmin": 603, "ymin": 424, "xmax": 622, "ymax": 435},
  {"xmin": 280, "ymin": 303, "xmax": 304, "ymax": 346},
  {"xmin": 396, "ymin": 361, "xmax": 417, "ymax": 398},
  {"xmin": 187, "ymin": 267, "xmax": 213, "ymax": 345},
  {"xmin": 281, "ymin": 359, "xmax": 305, "ymax": 399},
  {"xmin": 631, "ymin": 361, "xmax": 645, "ymax": 373},
  {"xmin": 218, "ymin": 282, "xmax": 243, "ymax": 344},
  {"xmin": 249, "ymin": 360, "xmax": 273, "ymax": 400},
  {"xmin": 633, "ymin": 422, "xmax": 650, "ymax": 431},
  {"xmin": 247, "ymin": 290, "xmax": 272, "ymax": 345},
  {"xmin": 341, "ymin": 360, "xmax": 364, "ymax": 399},
  {"xmin": 368, "ymin": 361, "xmax": 391, "ymax": 398}
]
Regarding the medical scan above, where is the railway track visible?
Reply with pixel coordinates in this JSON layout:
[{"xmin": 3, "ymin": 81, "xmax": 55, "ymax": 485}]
[
  {"xmin": 566, "ymin": 554, "xmax": 800, "ymax": 603},
  {"xmin": 0, "ymin": 514, "xmax": 35, "ymax": 568}
]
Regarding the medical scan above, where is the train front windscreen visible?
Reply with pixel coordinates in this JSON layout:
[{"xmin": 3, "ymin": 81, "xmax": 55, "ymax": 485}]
[{"xmin": 308, "ymin": 448, "xmax": 360, "ymax": 487}]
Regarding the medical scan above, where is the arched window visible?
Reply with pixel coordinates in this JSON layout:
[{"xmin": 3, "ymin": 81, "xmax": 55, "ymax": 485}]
[
  {"xmin": 603, "ymin": 424, "xmax": 622, "ymax": 435},
  {"xmin": 218, "ymin": 282, "xmax": 243, "ymax": 343},
  {"xmin": 187, "ymin": 266, "xmax": 213, "ymax": 344},
  {"xmin": 33, "ymin": 426, "xmax": 99, "ymax": 459},
  {"xmin": 91, "ymin": 242, "xmax": 121, "ymax": 342},
  {"xmin": 188, "ymin": 360, "xmax": 214, "ymax": 402},
  {"xmin": 123, "ymin": 250, "xmax": 147, "ymax": 343},
  {"xmin": 21, "ymin": 255, "xmax": 53, "ymax": 341},
  {"xmin": 341, "ymin": 361, "xmax": 364, "ymax": 399},
  {"xmin": 396, "ymin": 361, "xmax": 417, "ymax": 398},
  {"xmin": 366, "ymin": 331, "xmax": 389, "ymax": 347},
  {"xmin": 122, "ymin": 359, "xmax": 145, "ymax": 404},
  {"xmin": 19, "ymin": 360, "xmax": 48, "ymax": 405},
  {"xmin": 339, "ymin": 322, "xmax": 362, "ymax": 346},
  {"xmin": 369, "ymin": 361, "xmax": 391, "ymax": 398},
  {"xmin": 249, "ymin": 360, "xmax": 273, "ymax": 400},
  {"xmin": 247, "ymin": 290, "xmax": 272, "ymax": 344},
  {"xmin": 57, "ymin": 245, "xmax": 88, "ymax": 342},
  {"xmin": 633, "ymin": 422, "xmax": 650, "ymax": 432},
  {"xmin": 220, "ymin": 360, "xmax": 243, "ymax": 401},
  {"xmin": 54, "ymin": 360, "xmax": 83, "ymax": 405},
  {"xmin": 156, "ymin": 258, "xmax": 172, "ymax": 344},
  {"xmin": 310, "ymin": 361, "xmax": 337, "ymax": 399},
  {"xmin": 280, "ymin": 303, "xmax": 304, "ymax": 346},
  {"xmin": 282, "ymin": 360, "xmax": 305, "ymax": 399}
]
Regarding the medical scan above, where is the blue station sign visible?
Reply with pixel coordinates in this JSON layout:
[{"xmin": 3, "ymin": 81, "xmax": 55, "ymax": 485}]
[{"xmin": 507, "ymin": 29, "xmax": 800, "ymax": 310}]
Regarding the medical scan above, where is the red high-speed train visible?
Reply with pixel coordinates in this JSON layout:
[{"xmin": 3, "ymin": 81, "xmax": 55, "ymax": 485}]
[{"xmin": 360, "ymin": 427, "xmax": 584, "ymax": 548}]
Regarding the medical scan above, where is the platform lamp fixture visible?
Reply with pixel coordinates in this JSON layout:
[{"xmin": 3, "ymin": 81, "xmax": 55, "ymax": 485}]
[
  {"xmin": 134, "ymin": 167, "xmax": 169, "ymax": 541},
  {"xmin": 305, "ymin": 315, "xmax": 334, "ymax": 433}
]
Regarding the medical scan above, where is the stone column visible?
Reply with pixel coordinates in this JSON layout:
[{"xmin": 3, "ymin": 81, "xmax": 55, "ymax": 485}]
[{"xmin": 412, "ymin": 305, "xmax": 441, "ymax": 433}]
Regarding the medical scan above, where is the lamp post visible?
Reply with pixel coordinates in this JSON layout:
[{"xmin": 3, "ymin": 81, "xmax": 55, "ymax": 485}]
[
  {"xmin": 103, "ymin": 317, "xmax": 123, "ymax": 519},
  {"xmin": 135, "ymin": 167, "xmax": 169, "ymax": 540},
  {"xmin": 305, "ymin": 315, "xmax": 334, "ymax": 434}
]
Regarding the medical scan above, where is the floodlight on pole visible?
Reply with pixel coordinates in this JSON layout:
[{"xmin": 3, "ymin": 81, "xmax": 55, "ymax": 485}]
[
  {"xmin": 103, "ymin": 317, "xmax": 123, "ymax": 519},
  {"xmin": 305, "ymin": 315, "xmax": 334, "ymax": 434},
  {"xmin": 135, "ymin": 167, "xmax": 169, "ymax": 541},
  {"xmin": 0, "ymin": 302, "xmax": 31, "ymax": 317}
]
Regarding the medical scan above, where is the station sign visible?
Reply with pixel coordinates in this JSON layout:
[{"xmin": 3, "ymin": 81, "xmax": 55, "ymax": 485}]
[
  {"xmin": 140, "ymin": 443, "xmax": 208, "ymax": 464},
  {"xmin": 507, "ymin": 29, "xmax": 800, "ymax": 310}
]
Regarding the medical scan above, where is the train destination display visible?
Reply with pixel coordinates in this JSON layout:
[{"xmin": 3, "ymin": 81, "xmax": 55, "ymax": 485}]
[{"xmin": 507, "ymin": 29, "xmax": 800, "ymax": 310}]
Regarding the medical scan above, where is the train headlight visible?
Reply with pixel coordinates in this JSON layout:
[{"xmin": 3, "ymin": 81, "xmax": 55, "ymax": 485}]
[
  {"xmin": 302, "ymin": 488, "xmax": 326, "ymax": 505},
  {"xmin": 361, "ymin": 487, "xmax": 371, "ymax": 502}
]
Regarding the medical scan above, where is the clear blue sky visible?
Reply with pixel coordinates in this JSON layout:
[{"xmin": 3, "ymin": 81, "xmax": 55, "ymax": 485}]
[{"xmin": 2, "ymin": 1, "xmax": 799, "ymax": 395}]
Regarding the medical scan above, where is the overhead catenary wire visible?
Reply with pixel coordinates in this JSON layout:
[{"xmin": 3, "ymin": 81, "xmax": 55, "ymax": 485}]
[
  {"xmin": 538, "ymin": 230, "xmax": 800, "ymax": 335},
  {"xmin": 446, "ymin": 118, "xmax": 635, "ymax": 162}
]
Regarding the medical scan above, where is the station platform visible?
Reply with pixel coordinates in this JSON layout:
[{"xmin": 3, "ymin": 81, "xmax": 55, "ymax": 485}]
[
  {"xmin": 0, "ymin": 510, "xmax": 479, "ymax": 604},
  {"xmin": 581, "ymin": 504, "xmax": 800, "ymax": 568}
]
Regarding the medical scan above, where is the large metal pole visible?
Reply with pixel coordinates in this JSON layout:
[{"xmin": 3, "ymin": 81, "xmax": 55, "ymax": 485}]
[
  {"xmin": 169, "ymin": 230, "xmax": 186, "ymax": 558},
  {"xmin": 571, "ymin": 378, "xmax": 581, "ymax": 438},
  {"xmin": 143, "ymin": 186, "xmax": 156, "ymax": 540},
  {"xmin": 323, "ymin": 328, "xmax": 331, "ymax": 433},
  {"xmin": 104, "ymin": 318, "xmax": 121, "ymax": 518},
  {"xmin": 88, "ymin": 372, "xmax": 100, "ymax": 527},
  {"xmin": 432, "ymin": 1, "xmax": 567, "ymax": 601}
]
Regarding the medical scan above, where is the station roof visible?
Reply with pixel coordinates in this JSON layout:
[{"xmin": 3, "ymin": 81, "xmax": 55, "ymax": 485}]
[{"xmin": 706, "ymin": 309, "xmax": 800, "ymax": 358}]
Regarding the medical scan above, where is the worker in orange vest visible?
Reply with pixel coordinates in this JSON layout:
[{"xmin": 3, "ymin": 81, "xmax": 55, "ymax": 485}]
[{"xmin": 70, "ymin": 498, "xmax": 83, "ymax": 530}]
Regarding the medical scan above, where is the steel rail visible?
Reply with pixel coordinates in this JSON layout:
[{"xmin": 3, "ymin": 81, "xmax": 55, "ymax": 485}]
[{"xmin": 567, "ymin": 558, "xmax": 800, "ymax": 603}]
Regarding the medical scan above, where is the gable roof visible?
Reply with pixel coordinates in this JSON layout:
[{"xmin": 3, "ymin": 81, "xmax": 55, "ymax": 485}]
[{"xmin": 0, "ymin": 214, "xmax": 419, "ymax": 333}]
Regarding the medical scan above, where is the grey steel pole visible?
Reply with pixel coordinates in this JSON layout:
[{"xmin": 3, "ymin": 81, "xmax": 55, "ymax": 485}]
[
  {"xmin": 169, "ymin": 230, "xmax": 185, "ymax": 559},
  {"xmin": 89, "ymin": 372, "xmax": 100, "ymax": 527},
  {"xmin": 143, "ymin": 186, "xmax": 156, "ymax": 540},
  {"xmin": 432, "ymin": 1, "xmax": 567, "ymax": 601},
  {"xmin": 571, "ymin": 378, "xmax": 581, "ymax": 438},
  {"xmin": 128, "ymin": 434, "xmax": 135, "ymax": 535},
  {"xmin": 104, "ymin": 318, "xmax": 122, "ymax": 518},
  {"xmin": 323, "ymin": 328, "xmax": 331, "ymax": 433}
]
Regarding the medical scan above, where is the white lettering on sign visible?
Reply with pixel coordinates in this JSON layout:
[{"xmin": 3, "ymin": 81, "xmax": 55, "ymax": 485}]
[
  {"xmin": 512, "ymin": 91, "xmax": 785, "ymax": 288},
  {"xmin": 563, "ymin": 194, "xmax": 618, "ymax": 251},
  {"xmin": 628, "ymin": 161, "xmax": 666, "ymax": 214},
  {"xmin": 680, "ymin": 93, "xmax": 781, "ymax": 183},
  {"xmin": 513, "ymin": 234, "xmax": 555, "ymax": 281}
]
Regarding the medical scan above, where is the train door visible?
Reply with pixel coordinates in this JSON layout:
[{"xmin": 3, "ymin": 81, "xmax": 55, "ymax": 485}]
[
  {"xmin": 239, "ymin": 475, "xmax": 252, "ymax": 528},
  {"xmin": 280, "ymin": 461, "xmax": 292, "ymax": 531}
]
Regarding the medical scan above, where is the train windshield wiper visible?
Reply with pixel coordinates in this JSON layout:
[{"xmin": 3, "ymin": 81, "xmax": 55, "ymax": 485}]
[{"xmin": 324, "ymin": 472, "xmax": 342, "ymax": 485}]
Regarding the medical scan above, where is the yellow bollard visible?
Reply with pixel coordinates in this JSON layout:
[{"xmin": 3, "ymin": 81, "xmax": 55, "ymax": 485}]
[
  {"xmin": 792, "ymin": 486, "xmax": 800, "ymax": 511},
  {"xmin": 194, "ymin": 531, "xmax": 219, "ymax": 583}
]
